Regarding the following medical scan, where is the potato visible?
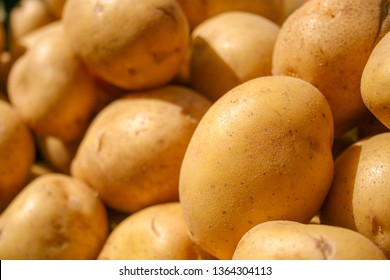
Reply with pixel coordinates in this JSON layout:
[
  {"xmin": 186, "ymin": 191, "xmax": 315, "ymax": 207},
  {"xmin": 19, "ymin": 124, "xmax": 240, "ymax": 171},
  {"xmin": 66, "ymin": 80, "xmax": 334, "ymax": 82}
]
[
  {"xmin": 71, "ymin": 85, "xmax": 212, "ymax": 213},
  {"xmin": 190, "ymin": 11, "xmax": 279, "ymax": 101},
  {"xmin": 361, "ymin": 31, "xmax": 390, "ymax": 129},
  {"xmin": 0, "ymin": 100, "xmax": 36, "ymax": 212},
  {"xmin": 42, "ymin": 0, "xmax": 67, "ymax": 18},
  {"xmin": 36, "ymin": 135, "xmax": 80, "ymax": 174},
  {"xmin": 9, "ymin": 0, "xmax": 55, "ymax": 56},
  {"xmin": 0, "ymin": 174, "xmax": 108, "ymax": 260},
  {"xmin": 63, "ymin": 0, "xmax": 189, "ymax": 90},
  {"xmin": 98, "ymin": 202, "xmax": 213, "ymax": 260},
  {"xmin": 8, "ymin": 24, "xmax": 101, "ymax": 141},
  {"xmin": 232, "ymin": 221, "xmax": 387, "ymax": 260},
  {"xmin": 272, "ymin": 0, "xmax": 390, "ymax": 137},
  {"xmin": 179, "ymin": 76, "xmax": 334, "ymax": 260},
  {"xmin": 321, "ymin": 132, "xmax": 390, "ymax": 258}
]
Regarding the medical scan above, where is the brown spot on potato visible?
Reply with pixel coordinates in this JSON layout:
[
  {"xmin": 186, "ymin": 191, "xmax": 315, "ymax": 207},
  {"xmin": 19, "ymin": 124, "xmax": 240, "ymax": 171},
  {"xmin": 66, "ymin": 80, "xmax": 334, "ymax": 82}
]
[
  {"xmin": 156, "ymin": 6, "xmax": 178, "ymax": 24},
  {"xmin": 94, "ymin": 1, "xmax": 104, "ymax": 16},
  {"xmin": 372, "ymin": 216, "xmax": 384, "ymax": 236}
]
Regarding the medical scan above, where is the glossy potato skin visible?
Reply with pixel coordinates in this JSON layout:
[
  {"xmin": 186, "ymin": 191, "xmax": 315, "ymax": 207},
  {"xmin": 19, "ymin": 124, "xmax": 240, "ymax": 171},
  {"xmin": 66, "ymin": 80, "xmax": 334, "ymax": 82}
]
[
  {"xmin": 98, "ymin": 202, "xmax": 211, "ymax": 260},
  {"xmin": 63, "ymin": 0, "xmax": 189, "ymax": 90},
  {"xmin": 71, "ymin": 85, "xmax": 212, "ymax": 213},
  {"xmin": 0, "ymin": 174, "xmax": 108, "ymax": 259},
  {"xmin": 272, "ymin": 0, "xmax": 390, "ymax": 136},
  {"xmin": 361, "ymin": 31, "xmax": 390, "ymax": 129},
  {"xmin": 232, "ymin": 221, "xmax": 387, "ymax": 260},
  {"xmin": 179, "ymin": 76, "xmax": 334, "ymax": 260},
  {"xmin": 0, "ymin": 100, "xmax": 35, "ymax": 212},
  {"xmin": 321, "ymin": 132, "xmax": 390, "ymax": 258}
]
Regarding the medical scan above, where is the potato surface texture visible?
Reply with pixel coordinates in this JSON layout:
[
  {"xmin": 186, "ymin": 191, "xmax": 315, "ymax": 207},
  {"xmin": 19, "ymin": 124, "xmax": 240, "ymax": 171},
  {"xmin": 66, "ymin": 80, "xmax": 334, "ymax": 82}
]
[
  {"xmin": 63, "ymin": 0, "xmax": 189, "ymax": 90},
  {"xmin": 0, "ymin": 174, "xmax": 108, "ymax": 259},
  {"xmin": 272, "ymin": 0, "xmax": 390, "ymax": 136},
  {"xmin": 71, "ymin": 85, "xmax": 212, "ymax": 213},
  {"xmin": 321, "ymin": 132, "xmax": 390, "ymax": 258},
  {"xmin": 361, "ymin": 31, "xmax": 390, "ymax": 129},
  {"xmin": 179, "ymin": 76, "xmax": 334, "ymax": 260},
  {"xmin": 98, "ymin": 202, "xmax": 208, "ymax": 260},
  {"xmin": 232, "ymin": 221, "xmax": 387, "ymax": 260},
  {"xmin": 0, "ymin": 100, "xmax": 35, "ymax": 211}
]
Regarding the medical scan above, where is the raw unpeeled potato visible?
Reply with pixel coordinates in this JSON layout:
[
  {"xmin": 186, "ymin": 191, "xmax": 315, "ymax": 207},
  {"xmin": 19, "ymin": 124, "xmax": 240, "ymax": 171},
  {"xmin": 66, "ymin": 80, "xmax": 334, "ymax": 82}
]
[
  {"xmin": 179, "ymin": 76, "xmax": 334, "ymax": 260},
  {"xmin": 190, "ymin": 11, "xmax": 280, "ymax": 101},
  {"xmin": 232, "ymin": 220, "xmax": 387, "ymax": 260},
  {"xmin": 8, "ymin": 24, "xmax": 101, "ymax": 141},
  {"xmin": 63, "ymin": 0, "xmax": 189, "ymax": 90},
  {"xmin": 272, "ymin": 0, "xmax": 390, "ymax": 136},
  {"xmin": 321, "ymin": 132, "xmax": 390, "ymax": 258},
  {"xmin": 71, "ymin": 85, "xmax": 212, "ymax": 213},
  {"xmin": 0, "ymin": 100, "xmax": 35, "ymax": 212},
  {"xmin": 361, "ymin": 31, "xmax": 390, "ymax": 129},
  {"xmin": 0, "ymin": 174, "xmax": 108, "ymax": 260},
  {"xmin": 98, "ymin": 202, "xmax": 212, "ymax": 260}
]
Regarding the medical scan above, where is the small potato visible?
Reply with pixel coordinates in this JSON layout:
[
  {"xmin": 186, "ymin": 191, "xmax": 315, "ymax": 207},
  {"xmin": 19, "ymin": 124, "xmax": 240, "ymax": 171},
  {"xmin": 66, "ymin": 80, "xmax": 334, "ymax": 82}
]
[
  {"xmin": 190, "ymin": 11, "xmax": 280, "ymax": 101},
  {"xmin": 63, "ymin": 0, "xmax": 189, "ymax": 90},
  {"xmin": 321, "ymin": 132, "xmax": 390, "ymax": 258},
  {"xmin": 0, "ymin": 100, "xmax": 35, "ymax": 212},
  {"xmin": 0, "ymin": 174, "xmax": 109, "ymax": 260},
  {"xmin": 361, "ymin": 31, "xmax": 390, "ymax": 129},
  {"xmin": 9, "ymin": 0, "xmax": 55, "ymax": 56},
  {"xmin": 71, "ymin": 85, "xmax": 212, "ymax": 213},
  {"xmin": 179, "ymin": 76, "xmax": 334, "ymax": 260},
  {"xmin": 8, "ymin": 24, "xmax": 101, "ymax": 141},
  {"xmin": 98, "ymin": 202, "xmax": 213, "ymax": 260},
  {"xmin": 272, "ymin": 0, "xmax": 390, "ymax": 136},
  {"xmin": 232, "ymin": 221, "xmax": 387, "ymax": 260}
]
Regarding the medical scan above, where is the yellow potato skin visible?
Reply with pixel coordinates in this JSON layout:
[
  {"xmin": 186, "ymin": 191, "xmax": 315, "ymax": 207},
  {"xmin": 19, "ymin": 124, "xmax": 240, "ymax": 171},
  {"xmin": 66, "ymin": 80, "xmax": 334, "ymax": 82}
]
[
  {"xmin": 179, "ymin": 76, "xmax": 334, "ymax": 260},
  {"xmin": 361, "ymin": 31, "xmax": 390, "ymax": 129},
  {"xmin": 63, "ymin": 0, "xmax": 189, "ymax": 90},
  {"xmin": 8, "ymin": 25, "xmax": 100, "ymax": 141},
  {"xmin": 232, "ymin": 221, "xmax": 387, "ymax": 260},
  {"xmin": 98, "ymin": 202, "xmax": 212, "ymax": 260},
  {"xmin": 71, "ymin": 85, "xmax": 212, "ymax": 213},
  {"xmin": 272, "ymin": 0, "xmax": 390, "ymax": 137},
  {"xmin": 0, "ymin": 100, "xmax": 35, "ymax": 212},
  {"xmin": 190, "ymin": 11, "xmax": 280, "ymax": 101},
  {"xmin": 321, "ymin": 132, "xmax": 390, "ymax": 258},
  {"xmin": 0, "ymin": 174, "xmax": 109, "ymax": 260}
]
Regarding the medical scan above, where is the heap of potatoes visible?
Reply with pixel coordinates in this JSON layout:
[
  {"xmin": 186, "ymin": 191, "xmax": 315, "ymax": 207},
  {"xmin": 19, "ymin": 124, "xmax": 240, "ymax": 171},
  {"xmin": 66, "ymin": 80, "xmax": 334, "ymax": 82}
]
[{"xmin": 0, "ymin": 0, "xmax": 389, "ymax": 260}]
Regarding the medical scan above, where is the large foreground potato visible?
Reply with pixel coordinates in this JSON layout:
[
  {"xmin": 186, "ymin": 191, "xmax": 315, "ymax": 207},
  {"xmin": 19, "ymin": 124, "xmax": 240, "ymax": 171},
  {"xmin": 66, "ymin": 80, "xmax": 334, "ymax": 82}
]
[
  {"xmin": 190, "ymin": 11, "xmax": 279, "ymax": 101},
  {"xmin": 71, "ymin": 85, "xmax": 212, "ymax": 213},
  {"xmin": 0, "ymin": 100, "xmax": 35, "ymax": 212},
  {"xmin": 361, "ymin": 31, "xmax": 390, "ymax": 129},
  {"xmin": 321, "ymin": 132, "xmax": 390, "ymax": 258},
  {"xmin": 98, "ymin": 202, "xmax": 212, "ymax": 260},
  {"xmin": 0, "ymin": 174, "xmax": 108, "ymax": 259},
  {"xmin": 272, "ymin": 0, "xmax": 390, "ymax": 136},
  {"xmin": 63, "ymin": 0, "xmax": 189, "ymax": 90},
  {"xmin": 179, "ymin": 76, "xmax": 334, "ymax": 260},
  {"xmin": 232, "ymin": 221, "xmax": 387, "ymax": 260}
]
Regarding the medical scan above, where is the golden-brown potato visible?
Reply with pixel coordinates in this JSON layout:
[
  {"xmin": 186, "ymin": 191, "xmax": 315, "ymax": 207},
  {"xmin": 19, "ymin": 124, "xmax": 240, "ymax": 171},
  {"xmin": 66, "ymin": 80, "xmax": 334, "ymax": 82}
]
[
  {"xmin": 190, "ymin": 11, "xmax": 280, "ymax": 101},
  {"xmin": 272, "ymin": 0, "xmax": 390, "ymax": 137},
  {"xmin": 0, "ymin": 100, "xmax": 36, "ymax": 212},
  {"xmin": 321, "ymin": 132, "xmax": 390, "ymax": 258},
  {"xmin": 0, "ymin": 174, "xmax": 108, "ymax": 260},
  {"xmin": 232, "ymin": 221, "xmax": 387, "ymax": 260},
  {"xmin": 8, "ymin": 24, "xmax": 101, "ymax": 141},
  {"xmin": 63, "ymin": 0, "xmax": 189, "ymax": 90},
  {"xmin": 71, "ymin": 85, "xmax": 212, "ymax": 213},
  {"xmin": 98, "ymin": 202, "xmax": 213, "ymax": 260},
  {"xmin": 361, "ymin": 31, "xmax": 390, "ymax": 129},
  {"xmin": 179, "ymin": 76, "xmax": 334, "ymax": 260},
  {"xmin": 9, "ymin": 0, "xmax": 55, "ymax": 56}
]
